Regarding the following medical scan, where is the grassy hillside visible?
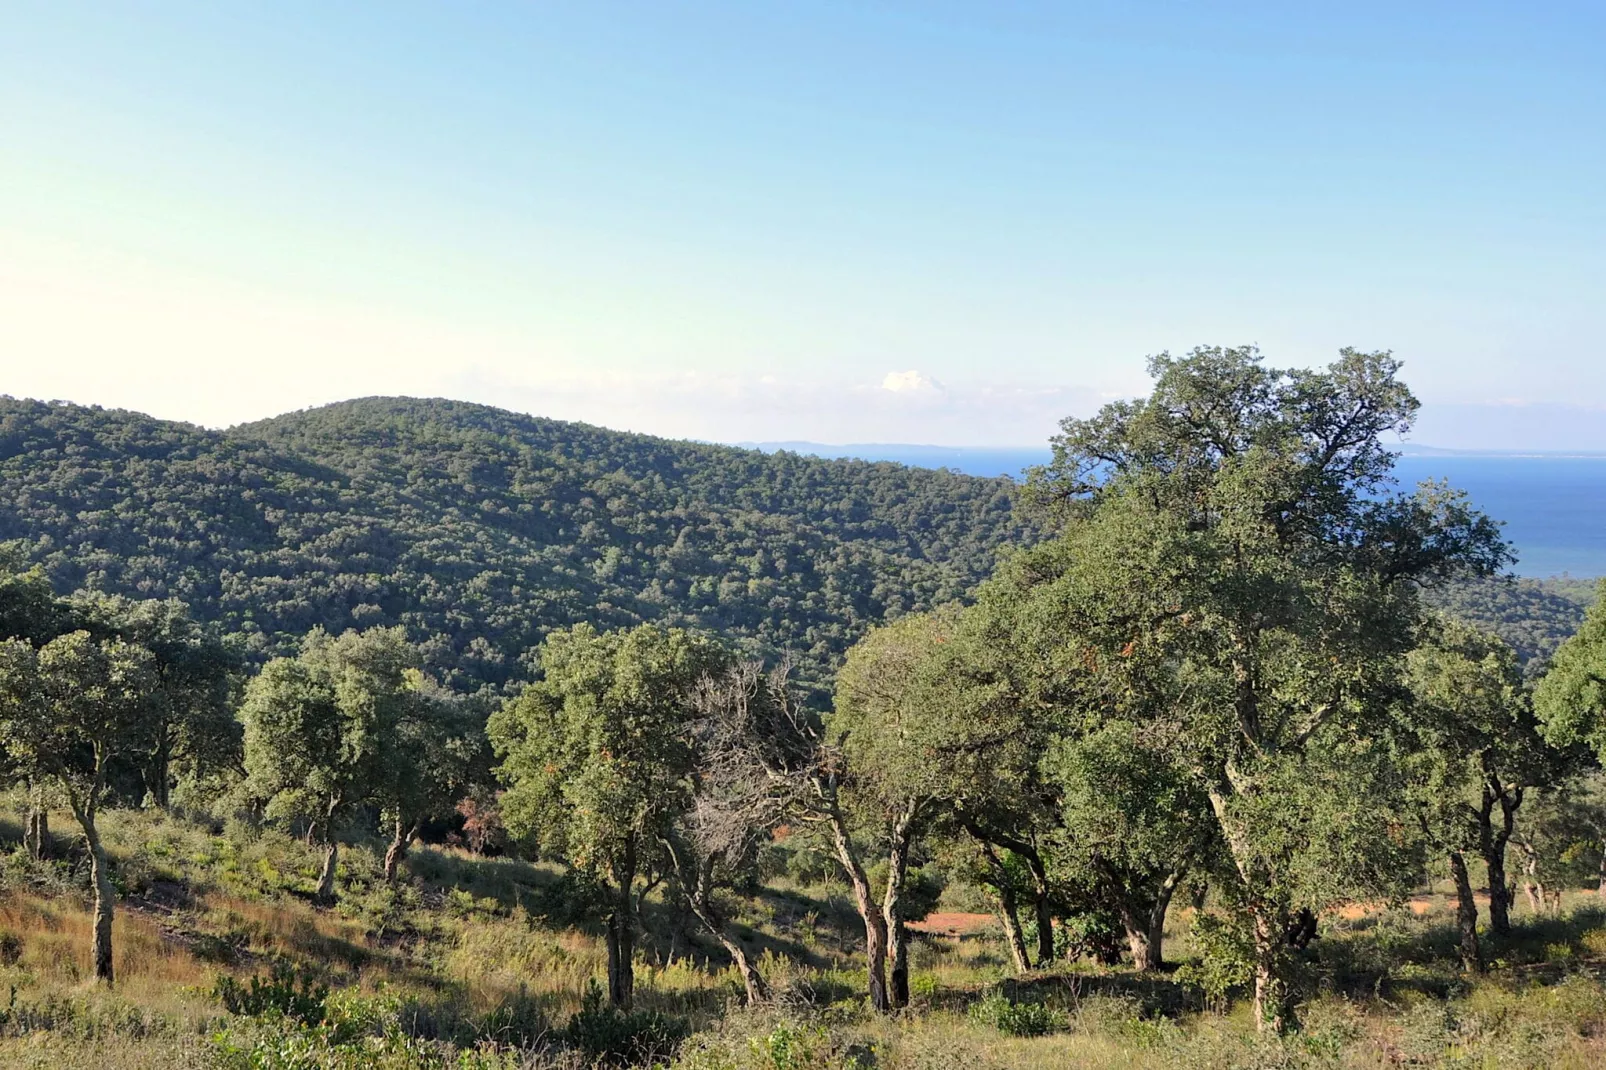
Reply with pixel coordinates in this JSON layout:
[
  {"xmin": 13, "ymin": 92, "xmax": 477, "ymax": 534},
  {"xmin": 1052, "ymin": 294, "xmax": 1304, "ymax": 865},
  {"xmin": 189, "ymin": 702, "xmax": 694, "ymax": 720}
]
[
  {"xmin": 0, "ymin": 396, "xmax": 1030, "ymax": 693},
  {"xmin": 6, "ymin": 803, "xmax": 1606, "ymax": 1068}
]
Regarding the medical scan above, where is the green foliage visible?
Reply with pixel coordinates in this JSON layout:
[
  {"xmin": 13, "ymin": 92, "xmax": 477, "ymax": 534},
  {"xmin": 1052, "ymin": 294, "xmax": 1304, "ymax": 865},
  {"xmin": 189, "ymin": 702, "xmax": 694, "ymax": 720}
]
[
  {"xmin": 563, "ymin": 980, "xmax": 688, "ymax": 1066},
  {"xmin": 1175, "ymin": 913, "xmax": 1257, "ymax": 1011},
  {"xmin": 212, "ymin": 961, "xmax": 330, "ymax": 1023},
  {"xmin": 966, "ymin": 993, "xmax": 1064, "ymax": 1036},
  {"xmin": 1535, "ymin": 578, "xmax": 1606, "ymax": 761},
  {"xmin": 0, "ymin": 630, "xmax": 158, "ymax": 804},
  {"xmin": 490, "ymin": 623, "xmax": 728, "ymax": 873},
  {"xmin": 240, "ymin": 626, "xmax": 418, "ymax": 833},
  {"xmin": 0, "ymin": 396, "xmax": 1030, "ymax": 694},
  {"xmin": 746, "ymin": 1024, "xmax": 831, "ymax": 1070},
  {"xmin": 1015, "ymin": 346, "xmax": 1508, "ymax": 1022},
  {"xmin": 1425, "ymin": 575, "xmax": 1595, "ymax": 672}
]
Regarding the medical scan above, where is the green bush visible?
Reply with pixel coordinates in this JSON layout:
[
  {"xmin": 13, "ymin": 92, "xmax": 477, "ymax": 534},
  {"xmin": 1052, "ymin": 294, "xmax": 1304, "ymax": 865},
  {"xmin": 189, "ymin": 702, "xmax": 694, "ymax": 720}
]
[
  {"xmin": 967, "ymin": 993, "xmax": 1063, "ymax": 1037},
  {"xmin": 564, "ymin": 981, "xmax": 688, "ymax": 1066},
  {"xmin": 1175, "ymin": 912, "xmax": 1255, "ymax": 1011},
  {"xmin": 213, "ymin": 960, "xmax": 329, "ymax": 1023}
]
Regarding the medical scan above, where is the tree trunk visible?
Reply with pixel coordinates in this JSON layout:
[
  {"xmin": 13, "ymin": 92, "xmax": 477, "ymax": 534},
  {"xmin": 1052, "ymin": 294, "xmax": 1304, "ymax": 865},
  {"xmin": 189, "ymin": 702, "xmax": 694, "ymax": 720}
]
[
  {"xmin": 383, "ymin": 816, "xmax": 415, "ymax": 884},
  {"xmin": 981, "ymin": 845, "xmax": 1030, "ymax": 973},
  {"xmin": 1477, "ymin": 767, "xmax": 1521, "ymax": 937},
  {"xmin": 830, "ymin": 805, "xmax": 889, "ymax": 1012},
  {"xmin": 881, "ymin": 799, "xmax": 921, "ymax": 1009},
  {"xmin": 605, "ymin": 904, "xmax": 635, "ymax": 1008},
  {"xmin": 1120, "ymin": 905, "xmax": 1157, "ymax": 972},
  {"xmin": 305, "ymin": 820, "xmax": 320, "ymax": 848},
  {"xmin": 144, "ymin": 732, "xmax": 171, "ymax": 809},
  {"xmin": 605, "ymin": 841, "xmax": 637, "ymax": 1008},
  {"xmin": 1478, "ymin": 795, "xmax": 1515, "ymax": 936},
  {"xmin": 661, "ymin": 836, "xmax": 770, "ymax": 1005},
  {"xmin": 315, "ymin": 840, "xmax": 339, "ymax": 905},
  {"xmin": 1119, "ymin": 873, "xmax": 1179, "ymax": 972},
  {"xmin": 1209, "ymin": 783, "xmax": 1290, "ymax": 1035},
  {"xmin": 24, "ymin": 806, "xmax": 49, "ymax": 861},
  {"xmin": 1597, "ymin": 839, "xmax": 1606, "ymax": 896},
  {"xmin": 720, "ymin": 933, "xmax": 769, "ymax": 1005},
  {"xmin": 1025, "ymin": 853, "xmax": 1055, "ymax": 967},
  {"xmin": 1249, "ymin": 906, "xmax": 1291, "ymax": 1034},
  {"xmin": 78, "ymin": 811, "xmax": 116, "ymax": 984},
  {"xmin": 1448, "ymin": 851, "xmax": 1483, "ymax": 974}
]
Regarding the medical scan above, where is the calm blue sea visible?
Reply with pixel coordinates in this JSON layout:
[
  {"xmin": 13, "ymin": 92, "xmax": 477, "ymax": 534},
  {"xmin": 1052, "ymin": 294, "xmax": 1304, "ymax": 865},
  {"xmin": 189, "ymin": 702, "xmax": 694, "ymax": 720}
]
[
  {"xmin": 1393, "ymin": 456, "xmax": 1606, "ymax": 579},
  {"xmin": 760, "ymin": 444, "xmax": 1606, "ymax": 579}
]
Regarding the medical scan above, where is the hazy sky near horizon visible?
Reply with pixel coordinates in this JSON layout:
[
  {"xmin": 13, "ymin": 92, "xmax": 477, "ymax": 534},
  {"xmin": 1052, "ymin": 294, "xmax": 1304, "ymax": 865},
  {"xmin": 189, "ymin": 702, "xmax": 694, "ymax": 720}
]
[{"xmin": 3, "ymin": 2, "xmax": 1603, "ymax": 448}]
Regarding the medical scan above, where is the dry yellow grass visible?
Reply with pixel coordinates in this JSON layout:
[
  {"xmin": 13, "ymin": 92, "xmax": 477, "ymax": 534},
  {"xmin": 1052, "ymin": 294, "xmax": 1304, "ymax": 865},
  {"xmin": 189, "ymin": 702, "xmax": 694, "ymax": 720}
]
[{"xmin": 0, "ymin": 894, "xmax": 211, "ymax": 989}]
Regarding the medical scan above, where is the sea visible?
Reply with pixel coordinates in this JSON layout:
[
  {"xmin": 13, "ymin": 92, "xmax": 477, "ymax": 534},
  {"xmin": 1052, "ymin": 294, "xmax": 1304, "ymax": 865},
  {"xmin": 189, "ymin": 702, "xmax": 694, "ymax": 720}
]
[{"xmin": 749, "ymin": 443, "xmax": 1606, "ymax": 579}]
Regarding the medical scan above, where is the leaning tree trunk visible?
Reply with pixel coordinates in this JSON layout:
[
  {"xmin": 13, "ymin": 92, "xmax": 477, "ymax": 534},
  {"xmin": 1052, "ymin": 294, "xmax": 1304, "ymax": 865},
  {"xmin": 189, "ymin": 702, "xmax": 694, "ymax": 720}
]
[
  {"xmin": 881, "ymin": 798, "xmax": 921, "ymax": 1010},
  {"xmin": 76, "ymin": 808, "xmax": 116, "ymax": 984},
  {"xmin": 1448, "ymin": 851, "xmax": 1483, "ymax": 974},
  {"xmin": 661, "ymin": 836, "xmax": 770, "ymax": 1005},
  {"xmin": 830, "ymin": 805, "xmax": 889, "ymax": 1012},
  {"xmin": 980, "ymin": 844, "xmax": 1030, "ymax": 973},
  {"xmin": 383, "ymin": 815, "xmax": 416, "ymax": 884}
]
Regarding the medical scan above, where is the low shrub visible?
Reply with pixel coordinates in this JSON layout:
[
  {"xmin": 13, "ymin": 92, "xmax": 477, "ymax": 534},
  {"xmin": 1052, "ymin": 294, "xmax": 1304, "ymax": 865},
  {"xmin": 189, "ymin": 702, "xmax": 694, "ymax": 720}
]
[
  {"xmin": 564, "ymin": 981, "xmax": 688, "ymax": 1066},
  {"xmin": 213, "ymin": 960, "xmax": 329, "ymax": 1023},
  {"xmin": 967, "ymin": 993, "xmax": 1063, "ymax": 1037}
]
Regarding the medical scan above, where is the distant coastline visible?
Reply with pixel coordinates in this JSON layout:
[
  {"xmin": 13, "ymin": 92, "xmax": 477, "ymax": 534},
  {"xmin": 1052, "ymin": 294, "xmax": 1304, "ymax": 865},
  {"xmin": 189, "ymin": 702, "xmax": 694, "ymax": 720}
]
[{"xmin": 738, "ymin": 441, "xmax": 1606, "ymax": 579}]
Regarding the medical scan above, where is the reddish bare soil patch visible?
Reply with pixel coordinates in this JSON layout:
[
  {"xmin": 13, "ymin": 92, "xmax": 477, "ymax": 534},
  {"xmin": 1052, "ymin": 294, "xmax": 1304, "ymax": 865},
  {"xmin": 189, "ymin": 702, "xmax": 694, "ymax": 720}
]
[
  {"xmin": 1333, "ymin": 893, "xmax": 1490, "ymax": 921},
  {"xmin": 910, "ymin": 911, "xmax": 996, "ymax": 936}
]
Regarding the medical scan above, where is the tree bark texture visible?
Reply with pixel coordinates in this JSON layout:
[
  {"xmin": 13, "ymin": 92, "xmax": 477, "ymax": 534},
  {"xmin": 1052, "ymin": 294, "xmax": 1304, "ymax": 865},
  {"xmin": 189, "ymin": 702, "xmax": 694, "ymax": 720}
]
[
  {"xmin": 981, "ymin": 844, "xmax": 1030, "ymax": 973},
  {"xmin": 1250, "ymin": 906, "xmax": 1292, "ymax": 1035},
  {"xmin": 316, "ymin": 840, "xmax": 339, "ymax": 905},
  {"xmin": 1448, "ymin": 851, "xmax": 1483, "ymax": 974},
  {"xmin": 24, "ymin": 807, "xmax": 49, "ymax": 861},
  {"xmin": 605, "ymin": 840, "xmax": 638, "ymax": 1008},
  {"xmin": 881, "ymin": 799, "xmax": 921, "ymax": 1009},
  {"xmin": 383, "ymin": 816, "xmax": 416, "ymax": 884},
  {"xmin": 1477, "ymin": 761, "xmax": 1522, "ymax": 937},
  {"xmin": 830, "ymin": 805, "xmax": 889, "ymax": 1012},
  {"xmin": 1117, "ymin": 872, "xmax": 1179, "ymax": 972},
  {"xmin": 80, "ymin": 813, "xmax": 116, "ymax": 984}
]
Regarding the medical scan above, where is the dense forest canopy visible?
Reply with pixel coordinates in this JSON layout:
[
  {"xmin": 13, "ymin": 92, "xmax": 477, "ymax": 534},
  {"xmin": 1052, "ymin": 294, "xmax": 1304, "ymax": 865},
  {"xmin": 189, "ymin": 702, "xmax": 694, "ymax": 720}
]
[
  {"xmin": 0, "ymin": 396, "xmax": 1031, "ymax": 694},
  {"xmin": 1424, "ymin": 575, "xmax": 1597, "ymax": 671},
  {"xmin": 0, "ymin": 395, "xmax": 1594, "ymax": 700}
]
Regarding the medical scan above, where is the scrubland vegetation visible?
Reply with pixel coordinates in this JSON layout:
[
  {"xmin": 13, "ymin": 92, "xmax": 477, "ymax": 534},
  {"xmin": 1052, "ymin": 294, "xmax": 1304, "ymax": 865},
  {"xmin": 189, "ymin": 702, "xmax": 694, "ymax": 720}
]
[{"xmin": 5, "ymin": 347, "xmax": 1606, "ymax": 1068}]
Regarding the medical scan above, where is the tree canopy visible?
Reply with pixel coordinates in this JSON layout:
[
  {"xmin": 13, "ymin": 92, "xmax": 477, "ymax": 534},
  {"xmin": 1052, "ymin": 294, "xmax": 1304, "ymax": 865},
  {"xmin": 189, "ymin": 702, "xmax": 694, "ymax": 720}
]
[{"xmin": 0, "ymin": 396, "xmax": 1031, "ymax": 695}]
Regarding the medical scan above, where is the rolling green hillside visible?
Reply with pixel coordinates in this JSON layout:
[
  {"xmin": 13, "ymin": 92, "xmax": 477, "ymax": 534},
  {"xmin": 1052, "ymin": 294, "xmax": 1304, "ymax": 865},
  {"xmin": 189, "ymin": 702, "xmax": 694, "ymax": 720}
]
[{"xmin": 0, "ymin": 396, "xmax": 1031, "ymax": 692}]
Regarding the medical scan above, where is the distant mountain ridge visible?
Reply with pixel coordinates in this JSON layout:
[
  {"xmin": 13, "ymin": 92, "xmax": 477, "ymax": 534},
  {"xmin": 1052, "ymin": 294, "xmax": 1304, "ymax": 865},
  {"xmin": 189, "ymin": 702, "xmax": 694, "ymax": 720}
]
[{"xmin": 0, "ymin": 396, "xmax": 1033, "ymax": 694}]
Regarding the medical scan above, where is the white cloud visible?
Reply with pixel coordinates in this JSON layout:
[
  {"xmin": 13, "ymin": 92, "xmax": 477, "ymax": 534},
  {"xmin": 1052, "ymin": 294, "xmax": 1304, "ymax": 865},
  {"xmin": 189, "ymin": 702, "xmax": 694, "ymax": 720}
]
[{"xmin": 880, "ymin": 370, "xmax": 943, "ymax": 394}]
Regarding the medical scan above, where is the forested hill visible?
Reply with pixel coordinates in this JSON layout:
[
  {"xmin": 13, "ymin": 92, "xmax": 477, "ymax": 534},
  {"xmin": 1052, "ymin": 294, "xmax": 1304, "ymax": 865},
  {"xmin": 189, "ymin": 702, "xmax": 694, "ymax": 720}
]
[{"xmin": 0, "ymin": 396, "xmax": 1030, "ymax": 692}]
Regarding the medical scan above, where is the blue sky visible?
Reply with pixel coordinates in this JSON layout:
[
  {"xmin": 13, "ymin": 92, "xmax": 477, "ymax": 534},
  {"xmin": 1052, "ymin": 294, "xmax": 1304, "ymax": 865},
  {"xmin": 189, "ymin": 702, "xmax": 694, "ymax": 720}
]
[{"xmin": 2, "ymin": 2, "xmax": 1602, "ymax": 447}]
